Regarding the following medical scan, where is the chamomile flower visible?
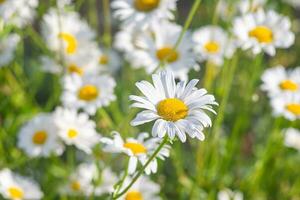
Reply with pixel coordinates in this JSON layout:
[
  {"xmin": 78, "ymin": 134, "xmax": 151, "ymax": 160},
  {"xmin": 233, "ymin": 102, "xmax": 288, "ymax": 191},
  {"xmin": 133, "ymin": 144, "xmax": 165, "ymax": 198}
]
[
  {"xmin": 17, "ymin": 113, "xmax": 64, "ymax": 157},
  {"xmin": 101, "ymin": 132, "xmax": 170, "ymax": 174},
  {"xmin": 233, "ymin": 9, "xmax": 295, "ymax": 56},
  {"xmin": 42, "ymin": 9, "xmax": 98, "ymax": 64},
  {"xmin": 261, "ymin": 66, "xmax": 300, "ymax": 97},
  {"xmin": 130, "ymin": 70, "xmax": 218, "ymax": 142},
  {"xmin": 94, "ymin": 168, "xmax": 118, "ymax": 196},
  {"xmin": 40, "ymin": 56, "xmax": 62, "ymax": 74},
  {"xmin": 0, "ymin": 34, "xmax": 20, "ymax": 67},
  {"xmin": 0, "ymin": 168, "xmax": 43, "ymax": 200},
  {"xmin": 112, "ymin": 0, "xmax": 177, "ymax": 29},
  {"xmin": 64, "ymin": 163, "xmax": 97, "ymax": 196},
  {"xmin": 129, "ymin": 22, "xmax": 197, "ymax": 80},
  {"xmin": 0, "ymin": 0, "xmax": 38, "ymax": 27},
  {"xmin": 120, "ymin": 176, "xmax": 161, "ymax": 200},
  {"xmin": 238, "ymin": 0, "xmax": 265, "ymax": 14},
  {"xmin": 98, "ymin": 48, "xmax": 121, "ymax": 74},
  {"xmin": 193, "ymin": 25, "xmax": 236, "ymax": 66},
  {"xmin": 53, "ymin": 107, "xmax": 101, "ymax": 154},
  {"xmin": 271, "ymin": 93, "xmax": 300, "ymax": 121},
  {"xmin": 61, "ymin": 74, "xmax": 116, "ymax": 115},
  {"xmin": 218, "ymin": 189, "xmax": 243, "ymax": 200},
  {"xmin": 284, "ymin": 128, "xmax": 300, "ymax": 151}
]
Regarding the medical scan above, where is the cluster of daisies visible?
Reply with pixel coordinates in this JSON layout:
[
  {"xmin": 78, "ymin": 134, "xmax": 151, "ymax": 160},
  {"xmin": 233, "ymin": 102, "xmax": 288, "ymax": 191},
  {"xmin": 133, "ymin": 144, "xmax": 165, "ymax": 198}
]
[
  {"xmin": 1, "ymin": 0, "xmax": 299, "ymax": 199},
  {"xmin": 261, "ymin": 65, "xmax": 300, "ymax": 151}
]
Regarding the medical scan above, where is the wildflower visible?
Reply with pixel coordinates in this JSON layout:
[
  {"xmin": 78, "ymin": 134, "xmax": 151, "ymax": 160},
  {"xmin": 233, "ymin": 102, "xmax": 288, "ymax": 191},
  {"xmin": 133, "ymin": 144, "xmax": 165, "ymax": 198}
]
[
  {"xmin": 218, "ymin": 189, "xmax": 243, "ymax": 200},
  {"xmin": 238, "ymin": 0, "xmax": 265, "ymax": 14},
  {"xmin": 0, "ymin": 34, "xmax": 20, "ymax": 67},
  {"xmin": 130, "ymin": 70, "xmax": 218, "ymax": 142},
  {"xmin": 193, "ymin": 25, "xmax": 236, "ymax": 66},
  {"xmin": 284, "ymin": 128, "xmax": 300, "ymax": 151},
  {"xmin": 271, "ymin": 93, "xmax": 300, "ymax": 121},
  {"xmin": 61, "ymin": 74, "xmax": 116, "ymax": 115},
  {"xmin": 53, "ymin": 107, "xmax": 101, "ymax": 154},
  {"xmin": 101, "ymin": 132, "xmax": 170, "ymax": 174},
  {"xmin": 261, "ymin": 65, "xmax": 300, "ymax": 97},
  {"xmin": 17, "ymin": 113, "xmax": 64, "ymax": 157},
  {"xmin": 0, "ymin": 168, "xmax": 43, "ymax": 200},
  {"xmin": 233, "ymin": 9, "xmax": 295, "ymax": 56}
]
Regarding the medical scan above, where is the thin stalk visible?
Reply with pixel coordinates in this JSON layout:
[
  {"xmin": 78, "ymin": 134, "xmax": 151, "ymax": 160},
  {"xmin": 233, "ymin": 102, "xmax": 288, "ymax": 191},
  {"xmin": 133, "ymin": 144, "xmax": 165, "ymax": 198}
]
[
  {"xmin": 113, "ymin": 160, "xmax": 129, "ymax": 198},
  {"xmin": 102, "ymin": 0, "xmax": 112, "ymax": 48},
  {"xmin": 113, "ymin": 137, "xmax": 169, "ymax": 199}
]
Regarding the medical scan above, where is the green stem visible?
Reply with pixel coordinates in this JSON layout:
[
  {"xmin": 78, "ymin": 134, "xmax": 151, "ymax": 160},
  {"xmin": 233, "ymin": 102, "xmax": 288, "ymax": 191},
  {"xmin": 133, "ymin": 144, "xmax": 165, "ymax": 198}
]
[
  {"xmin": 102, "ymin": 0, "xmax": 112, "ymax": 48},
  {"xmin": 113, "ymin": 137, "xmax": 169, "ymax": 199},
  {"xmin": 113, "ymin": 160, "xmax": 129, "ymax": 197},
  {"xmin": 173, "ymin": 0, "xmax": 201, "ymax": 50}
]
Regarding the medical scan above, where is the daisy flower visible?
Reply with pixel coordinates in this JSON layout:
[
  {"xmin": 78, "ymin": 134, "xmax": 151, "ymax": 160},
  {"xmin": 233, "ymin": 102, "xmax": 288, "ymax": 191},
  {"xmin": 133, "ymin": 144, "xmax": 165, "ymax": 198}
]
[
  {"xmin": 98, "ymin": 48, "xmax": 121, "ymax": 74},
  {"xmin": 128, "ymin": 21, "xmax": 197, "ymax": 80},
  {"xmin": 0, "ymin": 34, "xmax": 20, "ymax": 67},
  {"xmin": 238, "ymin": 0, "xmax": 266, "ymax": 14},
  {"xmin": 61, "ymin": 74, "xmax": 116, "ymax": 115},
  {"xmin": 218, "ymin": 189, "xmax": 243, "ymax": 200},
  {"xmin": 0, "ymin": 0, "xmax": 38, "ymax": 27},
  {"xmin": 193, "ymin": 25, "xmax": 236, "ymax": 66},
  {"xmin": 120, "ymin": 176, "xmax": 161, "ymax": 200},
  {"xmin": 101, "ymin": 132, "xmax": 170, "ymax": 174},
  {"xmin": 53, "ymin": 107, "xmax": 101, "ymax": 154},
  {"xmin": 233, "ymin": 9, "xmax": 295, "ymax": 56},
  {"xmin": 17, "ymin": 113, "xmax": 64, "ymax": 157},
  {"xmin": 271, "ymin": 93, "xmax": 300, "ymax": 121},
  {"xmin": 130, "ymin": 70, "xmax": 218, "ymax": 142},
  {"xmin": 112, "ymin": 0, "xmax": 177, "ymax": 29},
  {"xmin": 261, "ymin": 66, "xmax": 300, "ymax": 97},
  {"xmin": 94, "ymin": 168, "xmax": 118, "ymax": 196},
  {"xmin": 0, "ymin": 168, "xmax": 43, "ymax": 200},
  {"xmin": 284, "ymin": 128, "xmax": 300, "ymax": 151},
  {"xmin": 41, "ymin": 9, "xmax": 98, "ymax": 64}
]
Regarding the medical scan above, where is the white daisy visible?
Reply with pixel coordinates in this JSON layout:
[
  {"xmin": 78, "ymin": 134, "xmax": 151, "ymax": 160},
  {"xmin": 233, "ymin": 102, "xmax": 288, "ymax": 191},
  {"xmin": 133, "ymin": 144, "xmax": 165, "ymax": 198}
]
[
  {"xmin": 284, "ymin": 128, "xmax": 300, "ymax": 151},
  {"xmin": 101, "ymin": 132, "xmax": 170, "ymax": 175},
  {"xmin": 17, "ymin": 113, "xmax": 64, "ymax": 157},
  {"xmin": 128, "ymin": 21, "xmax": 197, "ymax": 80},
  {"xmin": 112, "ymin": 0, "xmax": 177, "ymax": 29},
  {"xmin": 53, "ymin": 107, "xmax": 101, "ymax": 154},
  {"xmin": 64, "ymin": 162, "xmax": 97, "ymax": 196},
  {"xmin": 233, "ymin": 9, "xmax": 295, "ymax": 56},
  {"xmin": 130, "ymin": 70, "xmax": 218, "ymax": 142},
  {"xmin": 0, "ymin": 34, "xmax": 20, "ymax": 67},
  {"xmin": 0, "ymin": 168, "xmax": 43, "ymax": 200},
  {"xmin": 193, "ymin": 25, "xmax": 236, "ymax": 66},
  {"xmin": 39, "ymin": 56, "xmax": 62, "ymax": 74},
  {"xmin": 218, "ymin": 189, "xmax": 243, "ymax": 200},
  {"xmin": 94, "ymin": 168, "xmax": 118, "ymax": 196},
  {"xmin": 271, "ymin": 93, "xmax": 300, "ymax": 121},
  {"xmin": 41, "ymin": 9, "xmax": 99, "ymax": 66},
  {"xmin": 238, "ymin": 0, "xmax": 266, "ymax": 14},
  {"xmin": 0, "ymin": 0, "xmax": 38, "ymax": 27},
  {"xmin": 61, "ymin": 74, "xmax": 116, "ymax": 115},
  {"xmin": 120, "ymin": 175, "xmax": 161, "ymax": 200},
  {"xmin": 261, "ymin": 65, "xmax": 300, "ymax": 97},
  {"xmin": 98, "ymin": 48, "xmax": 121, "ymax": 74}
]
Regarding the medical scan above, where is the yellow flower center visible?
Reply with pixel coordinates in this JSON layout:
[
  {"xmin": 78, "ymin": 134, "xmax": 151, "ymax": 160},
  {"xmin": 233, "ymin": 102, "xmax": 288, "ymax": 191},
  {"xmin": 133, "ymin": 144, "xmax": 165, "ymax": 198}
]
[
  {"xmin": 249, "ymin": 26, "xmax": 273, "ymax": 43},
  {"xmin": 134, "ymin": 0, "xmax": 160, "ymax": 12},
  {"xmin": 32, "ymin": 130, "xmax": 48, "ymax": 145},
  {"xmin": 71, "ymin": 181, "xmax": 81, "ymax": 191},
  {"xmin": 125, "ymin": 190, "xmax": 143, "ymax": 200},
  {"xmin": 58, "ymin": 32, "xmax": 77, "ymax": 54},
  {"xmin": 68, "ymin": 64, "xmax": 83, "ymax": 75},
  {"xmin": 156, "ymin": 47, "xmax": 179, "ymax": 63},
  {"xmin": 123, "ymin": 142, "xmax": 147, "ymax": 155},
  {"xmin": 279, "ymin": 80, "xmax": 298, "ymax": 91},
  {"xmin": 286, "ymin": 104, "xmax": 300, "ymax": 115},
  {"xmin": 204, "ymin": 41, "xmax": 220, "ymax": 53},
  {"xmin": 99, "ymin": 55, "xmax": 109, "ymax": 65},
  {"xmin": 8, "ymin": 187, "xmax": 24, "ymax": 199},
  {"xmin": 78, "ymin": 85, "xmax": 99, "ymax": 101},
  {"xmin": 157, "ymin": 98, "xmax": 188, "ymax": 122},
  {"xmin": 67, "ymin": 129, "xmax": 78, "ymax": 139}
]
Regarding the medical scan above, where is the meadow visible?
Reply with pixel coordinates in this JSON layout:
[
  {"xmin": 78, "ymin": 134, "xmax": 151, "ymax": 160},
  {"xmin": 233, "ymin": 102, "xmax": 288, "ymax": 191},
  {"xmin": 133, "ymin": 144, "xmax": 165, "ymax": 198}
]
[{"xmin": 0, "ymin": 0, "xmax": 300, "ymax": 199}]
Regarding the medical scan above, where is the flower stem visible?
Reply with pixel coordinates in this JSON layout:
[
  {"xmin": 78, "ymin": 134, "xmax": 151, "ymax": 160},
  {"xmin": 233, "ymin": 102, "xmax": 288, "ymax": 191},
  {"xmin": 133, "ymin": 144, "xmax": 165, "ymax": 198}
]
[
  {"xmin": 173, "ymin": 0, "xmax": 201, "ymax": 50},
  {"xmin": 113, "ymin": 159, "xmax": 129, "ymax": 197},
  {"xmin": 113, "ymin": 137, "xmax": 169, "ymax": 199},
  {"xmin": 102, "ymin": 0, "xmax": 112, "ymax": 48}
]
